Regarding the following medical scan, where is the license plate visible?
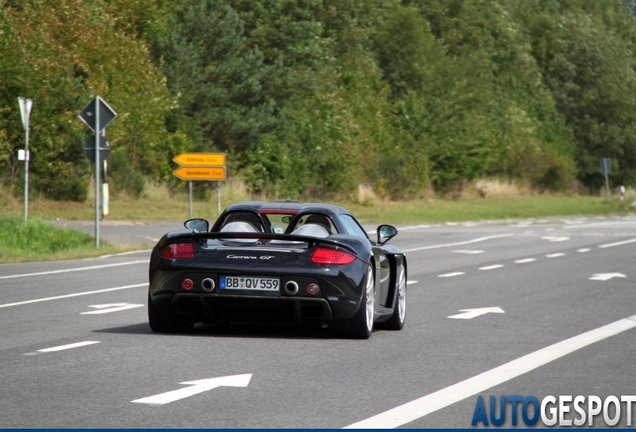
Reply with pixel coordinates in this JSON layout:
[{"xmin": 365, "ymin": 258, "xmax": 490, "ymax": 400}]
[{"xmin": 220, "ymin": 276, "xmax": 280, "ymax": 291}]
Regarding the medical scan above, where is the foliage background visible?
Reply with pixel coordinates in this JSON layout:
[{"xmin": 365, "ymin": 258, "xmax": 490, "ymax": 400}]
[{"xmin": 1, "ymin": 0, "xmax": 636, "ymax": 201}]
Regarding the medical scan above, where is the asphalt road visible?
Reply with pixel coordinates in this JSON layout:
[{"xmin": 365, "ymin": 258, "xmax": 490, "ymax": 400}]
[{"xmin": 1, "ymin": 215, "xmax": 636, "ymax": 428}]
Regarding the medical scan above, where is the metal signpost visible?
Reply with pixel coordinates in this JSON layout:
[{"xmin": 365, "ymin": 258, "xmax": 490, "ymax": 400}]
[
  {"xmin": 18, "ymin": 97, "xmax": 33, "ymax": 221},
  {"xmin": 79, "ymin": 96, "xmax": 117, "ymax": 247},
  {"xmin": 172, "ymin": 153, "xmax": 226, "ymax": 218}
]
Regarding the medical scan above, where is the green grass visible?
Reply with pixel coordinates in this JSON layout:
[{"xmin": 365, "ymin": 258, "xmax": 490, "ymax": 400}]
[
  {"xmin": 0, "ymin": 217, "xmax": 137, "ymax": 264},
  {"xmin": 344, "ymin": 195, "xmax": 631, "ymax": 225}
]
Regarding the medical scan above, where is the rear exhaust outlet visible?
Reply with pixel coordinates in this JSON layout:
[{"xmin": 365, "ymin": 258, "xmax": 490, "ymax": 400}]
[
  {"xmin": 201, "ymin": 278, "xmax": 216, "ymax": 292},
  {"xmin": 284, "ymin": 281, "xmax": 299, "ymax": 295}
]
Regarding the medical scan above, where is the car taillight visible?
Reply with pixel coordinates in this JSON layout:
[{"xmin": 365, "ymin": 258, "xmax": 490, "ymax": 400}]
[
  {"xmin": 311, "ymin": 247, "xmax": 356, "ymax": 265},
  {"xmin": 160, "ymin": 243, "xmax": 195, "ymax": 259}
]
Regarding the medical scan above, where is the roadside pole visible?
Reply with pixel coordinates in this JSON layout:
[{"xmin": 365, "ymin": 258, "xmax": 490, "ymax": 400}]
[
  {"xmin": 18, "ymin": 97, "xmax": 33, "ymax": 221},
  {"xmin": 95, "ymin": 105, "xmax": 100, "ymax": 246},
  {"xmin": 79, "ymin": 96, "xmax": 117, "ymax": 248}
]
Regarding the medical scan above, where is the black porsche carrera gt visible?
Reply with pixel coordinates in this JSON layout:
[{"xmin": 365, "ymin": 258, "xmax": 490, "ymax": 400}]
[{"xmin": 147, "ymin": 201, "xmax": 407, "ymax": 339}]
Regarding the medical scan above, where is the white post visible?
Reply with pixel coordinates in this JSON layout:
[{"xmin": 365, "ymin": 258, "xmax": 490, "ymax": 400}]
[
  {"xmin": 18, "ymin": 97, "xmax": 33, "ymax": 221},
  {"xmin": 24, "ymin": 121, "xmax": 29, "ymax": 221}
]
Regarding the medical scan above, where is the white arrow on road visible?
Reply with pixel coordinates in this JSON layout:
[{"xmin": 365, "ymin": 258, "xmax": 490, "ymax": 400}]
[
  {"xmin": 589, "ymin": 273, "xmax": 626, "ymax": 281},
  {"xmin": 132, "ymin": 374, "xmax": 252, "ymax": 405},
  {"xmin": 81, "ymin": 303, "xmax": 144, "ymax": 314},
  {"xmin": 448, "ymin": 307, "xmax": 504, "ymax": 320}
]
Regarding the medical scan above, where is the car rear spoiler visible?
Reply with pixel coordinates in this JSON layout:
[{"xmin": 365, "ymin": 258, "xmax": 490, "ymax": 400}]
[{"xmin": 187, "ymin": 231, "xmax": 358, "ymax": 254}]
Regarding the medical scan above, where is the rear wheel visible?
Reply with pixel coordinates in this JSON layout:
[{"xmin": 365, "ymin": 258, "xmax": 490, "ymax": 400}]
[
  {"xmin": 148, "ymin": 293, "xmax": 194, "ymax": 333},
  {"xmin": 330, "ymin": 263, "xmax": 374, "ymax": 339},
  {"xmin": 383, "ymin": 261, "xmax": 406, "ymax": 330}
]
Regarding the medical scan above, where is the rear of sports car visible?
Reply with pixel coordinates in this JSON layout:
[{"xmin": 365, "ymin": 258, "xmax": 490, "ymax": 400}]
[{"xmin": 148, "ymin": 232, "xmax": 369, "ymax": 333}]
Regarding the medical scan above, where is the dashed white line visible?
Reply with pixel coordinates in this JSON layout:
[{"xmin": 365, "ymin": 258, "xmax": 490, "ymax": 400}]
[
  {"xmin": 577, "ymin": 248, "xmax": 591, "ymax": 253},
  {"xmin": 37, "ymin": 341, "xmax": 101, "ymax": 352},
  {"xmin": 515, "ymin": 258, "xmax": 536, "ymax": 263},
  {"xmin": 406, "ymin": 281, "xmax": 418, "ymax": 285},
  {"xmin": 478, "ymin": 265, "xmax": 503, "ymax": 270},
  {"xmin": 438, "ymin": 272, "xmax": 464, "ymax": 278},
  {"xmin": 24, "ymin": 341, "xmax": 102, "ymax": 355},
  {"xmin": 546, "ymin": 253, "xmax": 565, "ymax": 258}
]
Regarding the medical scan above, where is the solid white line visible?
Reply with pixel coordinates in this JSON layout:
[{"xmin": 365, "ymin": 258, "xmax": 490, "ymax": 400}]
[
  {"xmin": 515, "ymin": 258, "xmax": 536, "ymax": 263},
  {"xmin": 599, "ymin": 238, "xmax": 636, "ymax": 248},
  {"xmin": 402, "ymin": 234, "xmax": 513, "ymax": 253},
  {"xmin": 0, "ymin": 260, "xmax": 147, "ymax": 280},
  {"xmin": 37, "ymin": 341, "xmax": 101, "ymax": 353},
  {"xmin": 438, "ymin": 272, "xmax": 464, "ymax": 278},
  {"xmin": 344, "ymin": 314, "xmax": 636, "ymax": 429},
  {"xmin": 478, "ymin": 265, "xmax": 503, "ymax": 270},
  {"xmin": 546, "ymin": 253, "xmax": 565, "ymax": 258},
  {"xmin": 0, "ymin": 283, "xmax": 147, "ymax": 309}
]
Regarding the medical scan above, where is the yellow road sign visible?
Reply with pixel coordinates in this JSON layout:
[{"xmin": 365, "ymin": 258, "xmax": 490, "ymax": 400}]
[
  {"xmin": 173, "ymin": 153, "xmax": 225, "ymax": 167},
  {"xmin": 173, "ymin": 166, "xmax": 226, "ymax": 181}
]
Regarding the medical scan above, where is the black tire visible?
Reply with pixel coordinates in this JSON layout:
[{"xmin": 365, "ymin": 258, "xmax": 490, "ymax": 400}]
[
  {"xmin": 383, "ymin": 261, "xmax": 406, "ymax": 330},
  {"xmin": 330, "ymin": 263, "xmax": 374, "ymax": 339},
  {"xmin": 148, "ymin": 293, "xmax": 194, "ymax": 333}
]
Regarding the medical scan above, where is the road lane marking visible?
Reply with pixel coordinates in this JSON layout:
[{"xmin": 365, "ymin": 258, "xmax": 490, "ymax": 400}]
[
  {"xmin": 542, "ymin": 236, "xmax": 570, "ymax": 242},
  {"xmin": 0, "ymin": 283, "xmax": 147, "ymax": 309},
  {"xmin": 406, "ymin": 281, "xmax": 418, "ymax": 285},
  {"xmin": 577, "ymin": 248, "xmax": 591, "ymax": 252},
  {"xmin": 344, "ymin": 314, "xmax": 636, "ymax": 429},
  {"xmin": 438, "ymin": 272, "xmax": 464, "ymax": 278},
  {"xmin": 0, "ymin": 260, "xmax": 147, "ymax": 280},
  {"xmin": 599, "ymin": 238, "xmax": 636, "ymax": 248},
  {"xmin": 448, "ymin": 307, "xmax": 504, "ymax": 319},
  {"xmin": 589, "ymin": 273, "xmax": 626, "ymax": 281},
  {"xmin": 452, "ymin": 250, "xmax": 484, "ymax": 254},
  {"xmin": 403, "ymin": 234, "xmax": 513, "ymax": 253},
  {"xmin": 37, "ymin": 341, "xmax": 101, "ymax": 352},
  {"xmin": 514, "ymin": 258, "xmax": 536, "ymax": 263},
  {"xmin": 82, "ymin": 303, "xmax": 144, "ymax": 314},
  {"xmin": 546, "ymin": 253, "xmax": 565, "ymax": 258},
  {"xmin": 478, "ymin": 265, "xmax": 503, "ymax": 270},
  {"xmin": 132, "ymin": 374, "xmax": 252, "ymax": 405}
]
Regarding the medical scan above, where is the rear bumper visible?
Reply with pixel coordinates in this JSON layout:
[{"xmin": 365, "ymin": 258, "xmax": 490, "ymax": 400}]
[
  {"xmin": 163, "ymin": 292, "xmax": 334, "ymax": 326},
  {"xmin": 149, "ymin": 265, "xmax": 365, "ymax": 323}
]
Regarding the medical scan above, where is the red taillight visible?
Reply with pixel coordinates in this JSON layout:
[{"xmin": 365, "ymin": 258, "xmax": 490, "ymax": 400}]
[
  {"xmin": 160, "ymin": 243, "xmax": 195, "ymax": 259},
  {"xmin": 311, "ymin": 247, "xmax": 356, "ymax": 265}
]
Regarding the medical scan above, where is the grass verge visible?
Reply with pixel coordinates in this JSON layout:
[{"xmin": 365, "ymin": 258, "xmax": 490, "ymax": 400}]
[{"xmin": 0, "ymin": 217, "xmax": 138, "ymax": 264}]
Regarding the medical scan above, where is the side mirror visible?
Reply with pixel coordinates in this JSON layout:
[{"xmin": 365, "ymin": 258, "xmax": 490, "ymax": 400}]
[
  {"xmin": 184, "ymin": 218, "xmax": 209, "ymax": 232},
  {"xmin": 377, "ymin": 224, "xmax": 398, "ymax": 245}
]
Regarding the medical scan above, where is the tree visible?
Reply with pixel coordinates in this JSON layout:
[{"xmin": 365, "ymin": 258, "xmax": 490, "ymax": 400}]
[{"xmin": 542, "ymin": 12, "xmax": 636, "ymax": 190}]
